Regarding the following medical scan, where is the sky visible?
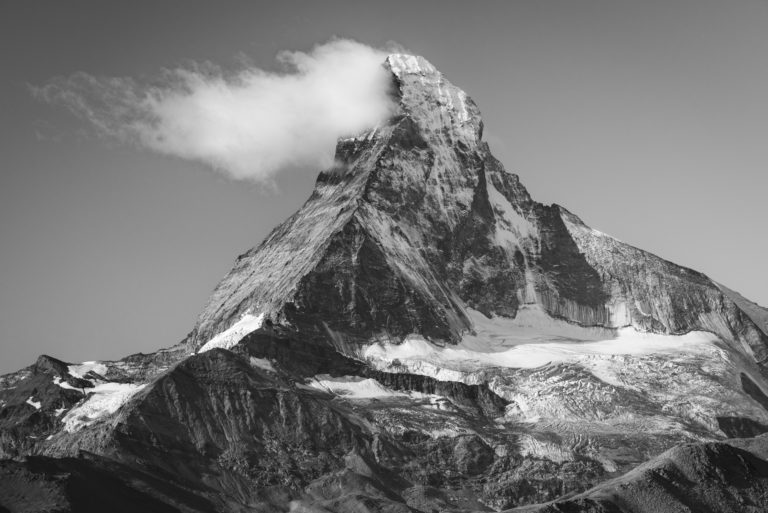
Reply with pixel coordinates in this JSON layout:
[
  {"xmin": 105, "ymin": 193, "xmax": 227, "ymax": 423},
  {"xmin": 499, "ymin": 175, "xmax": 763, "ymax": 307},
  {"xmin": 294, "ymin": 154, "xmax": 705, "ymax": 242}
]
[{"xmin": 1, "ymin": 0, "xmax": 767, "ymax": 374}]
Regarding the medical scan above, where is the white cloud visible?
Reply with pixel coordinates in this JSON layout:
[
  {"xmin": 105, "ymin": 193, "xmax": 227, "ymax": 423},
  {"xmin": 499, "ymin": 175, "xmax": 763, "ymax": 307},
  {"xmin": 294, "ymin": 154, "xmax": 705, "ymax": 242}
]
[{"xmin": 33, "ymin": 39, "xmax": 396, "ymax": 183}]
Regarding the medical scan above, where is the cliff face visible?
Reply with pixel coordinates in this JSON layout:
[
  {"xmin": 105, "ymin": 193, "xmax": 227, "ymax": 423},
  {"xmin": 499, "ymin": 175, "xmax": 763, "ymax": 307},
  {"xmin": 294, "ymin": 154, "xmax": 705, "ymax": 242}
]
[
  {"xmin": 190, "ymin": 53, "xmax": 768, "ymax": 369},
  {"xmin": 2, "ymin": 53, "xmax": 768, "ymax": 513}
]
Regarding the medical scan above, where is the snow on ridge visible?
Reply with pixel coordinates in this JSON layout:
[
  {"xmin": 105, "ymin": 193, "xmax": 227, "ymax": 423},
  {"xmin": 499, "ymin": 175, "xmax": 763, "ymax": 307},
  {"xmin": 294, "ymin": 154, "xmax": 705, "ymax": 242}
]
[
  {"xmin": 62, "ymin": 382, "xmax": 146, "ymax": 433},
  {"xmin": 53, "ymin": 376, "xmax": 83, "ymax": 392},
  {"xmin": 306, "ymin": 375, "xmax": 406, "ymax": 399},
  {"xmin": 199, "ymin": 312, "xmax": 265, "ymax": 353},
  {"xmin": 68, "ymin": 361, "xmax": 108, "ymax": 380},
  {"xmin": 26, "ymin": 396, "xmax": 41, "ymax": 410}
]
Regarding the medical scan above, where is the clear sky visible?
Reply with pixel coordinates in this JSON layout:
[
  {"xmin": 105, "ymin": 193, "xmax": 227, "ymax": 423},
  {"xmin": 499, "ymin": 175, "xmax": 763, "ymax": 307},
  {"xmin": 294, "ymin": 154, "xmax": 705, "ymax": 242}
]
[{"xmin": 1, "ymin": 0, "xmax": 767, "ymax": 373}]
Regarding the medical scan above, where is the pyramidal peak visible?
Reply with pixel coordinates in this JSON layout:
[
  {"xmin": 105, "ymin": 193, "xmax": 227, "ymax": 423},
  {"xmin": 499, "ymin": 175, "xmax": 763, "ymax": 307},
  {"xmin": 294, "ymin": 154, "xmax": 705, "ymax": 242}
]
[
  {"xmin": 188, "ymin": 53, "xmax": 508, "ymax": 349},
  {"xmin": 386, "ymin": 53, "xmax": 482, "ymax": 144},
  {"xmin": 188, "ymin": 52, "xmax": 768, "ymax": 376},
  {"xmin": 3, "ymin": 51, "xmax": 768, "ymax": 513},
  {"xmin": 385, "ymin": 53, "xmax": 439, "ymax": 77}
]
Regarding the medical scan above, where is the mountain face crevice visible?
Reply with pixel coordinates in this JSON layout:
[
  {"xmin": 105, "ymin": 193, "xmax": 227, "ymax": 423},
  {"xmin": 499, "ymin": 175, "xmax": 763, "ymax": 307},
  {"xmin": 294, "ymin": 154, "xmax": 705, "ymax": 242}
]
[{"xmin": 3, "ymin": 53, "xmax": 768, "ymax": 513}]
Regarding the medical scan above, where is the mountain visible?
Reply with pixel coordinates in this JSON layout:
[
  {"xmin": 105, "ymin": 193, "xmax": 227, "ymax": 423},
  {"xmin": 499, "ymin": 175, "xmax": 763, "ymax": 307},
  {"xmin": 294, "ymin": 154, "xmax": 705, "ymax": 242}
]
[
  {"xmin": 509, "ymin": 434, "xmax": 768, "ymax": 513},
  {"xmin": 2, "ymin": 54, "xmax": 768, "ymax": 513}
]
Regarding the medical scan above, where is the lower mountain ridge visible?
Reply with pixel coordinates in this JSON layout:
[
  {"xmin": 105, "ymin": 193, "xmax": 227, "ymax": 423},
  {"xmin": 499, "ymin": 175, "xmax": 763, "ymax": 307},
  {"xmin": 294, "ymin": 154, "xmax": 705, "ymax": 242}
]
[{"xmin": 2, "ymin": 53, "xmax": 768, "ymax": 513}]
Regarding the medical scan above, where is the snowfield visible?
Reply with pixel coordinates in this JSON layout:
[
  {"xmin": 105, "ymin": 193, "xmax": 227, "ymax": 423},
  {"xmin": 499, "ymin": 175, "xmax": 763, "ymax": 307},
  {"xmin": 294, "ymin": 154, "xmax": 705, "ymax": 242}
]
[
  {"xmin": 357, "ymin": 305, "xmax": 768, "ymax": 437},
  {"xmin": 62, "ymin": 382, "xmax": 146, "ymax": 432},
  {"xmin": 363, "ymin": 305, "xmax": 719, "ymax": 373},
  {"xmin": 199, "ymin": 312, "xmax": 265, "ymax": 353}
]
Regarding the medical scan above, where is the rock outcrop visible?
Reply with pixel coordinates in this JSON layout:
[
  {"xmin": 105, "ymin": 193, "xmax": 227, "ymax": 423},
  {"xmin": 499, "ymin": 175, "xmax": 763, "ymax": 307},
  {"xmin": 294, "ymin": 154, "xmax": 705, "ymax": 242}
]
[
  {"xmin": 2, "ymin": 53, "xmax": 768, "ymax": 513},
  {"xmin": 509, "ymin": 434, "xmax": 768, "ymax": 513}
]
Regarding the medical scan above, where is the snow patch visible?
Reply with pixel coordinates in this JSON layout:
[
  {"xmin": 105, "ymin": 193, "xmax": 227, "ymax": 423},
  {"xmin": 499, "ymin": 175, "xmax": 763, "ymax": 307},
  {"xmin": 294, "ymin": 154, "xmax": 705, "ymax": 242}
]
[
  {"xmin": 305, "ymin": 375, "xmax": 450, "ymax": 405},
  {"xmin": 25, "ymin": 396, "xmax": 41, "ymax": 409},
  {"xmin": 487, "ymin": 181, "xmax": 534, "ymax": 246},
  {"xmin": 199, "ymin": 312, "xmax": 265, "ymax": 353},
  {"xmin": 53, "ymin": 376, "xmax": 83, "ymax": 392},
  {"xmin": 62, "ymin": 382, "xmax": 146, "ymax": 432},
  {"xmin": 249, "ymin": 357, "xmax": 275, "ymax": 372},
  {"xmin": 428, "ymin": 427, "xmax": 469, "ymax": 438},
  {"xmin": 364, "ymin": 307, "xmax": 720, "ymax": 377},
  {"xmin": 306, "ymin": 375, "xmax": 406, "ymax": 399},
  {"xmin": 68, "ymin": 361, "xmax": 108, "ymax": 380}
]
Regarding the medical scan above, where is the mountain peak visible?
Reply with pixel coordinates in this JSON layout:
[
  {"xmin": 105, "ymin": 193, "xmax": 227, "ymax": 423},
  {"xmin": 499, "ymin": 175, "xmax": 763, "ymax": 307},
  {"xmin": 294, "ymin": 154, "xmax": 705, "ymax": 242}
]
[
  {"xmin": 384, "ymin": 54, "xmax": 439, "ymax": 78},
  {"xmin": 5, "ymin": 50, "xmax": 768, "ymax": 513},
  {"xmin": 186, "ymin": 51, "xmax": 768, "ymax": 381},
  {"xmin": 383, "ymin": 53, "xmax": 483, "ymax": 146}
]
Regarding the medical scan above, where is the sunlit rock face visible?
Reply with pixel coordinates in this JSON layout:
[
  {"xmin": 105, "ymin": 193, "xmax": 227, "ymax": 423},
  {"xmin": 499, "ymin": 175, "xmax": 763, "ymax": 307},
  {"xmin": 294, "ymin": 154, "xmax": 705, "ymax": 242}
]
[
  {"xmin": 2, "ymin": 54, "xmax": 768, "ymax": 513},
  {"xmin": 190, "ymin": 53, "xmax": 768, "ymax": 368}
]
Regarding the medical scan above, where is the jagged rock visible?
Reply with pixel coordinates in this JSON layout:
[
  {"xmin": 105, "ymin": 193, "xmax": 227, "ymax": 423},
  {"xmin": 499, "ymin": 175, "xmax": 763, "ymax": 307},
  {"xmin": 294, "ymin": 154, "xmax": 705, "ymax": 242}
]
[
  {"xmin": 188, "ymin": 55, "xmax": 768, "ymax": 375},
  {"xmin": 509, "ymin": 435, "xmax": 768, "ymax": 513},
  {"xmin": 2, "ymin": 52, "xmax": 768, "ymax": 513}
]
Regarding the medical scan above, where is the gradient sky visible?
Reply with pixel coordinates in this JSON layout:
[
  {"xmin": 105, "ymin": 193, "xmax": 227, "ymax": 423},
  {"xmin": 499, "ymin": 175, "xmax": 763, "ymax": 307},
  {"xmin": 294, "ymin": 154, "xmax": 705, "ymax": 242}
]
[{"xmin": 1, "ymin": 0, "xmax": 767, "ymax": 374}]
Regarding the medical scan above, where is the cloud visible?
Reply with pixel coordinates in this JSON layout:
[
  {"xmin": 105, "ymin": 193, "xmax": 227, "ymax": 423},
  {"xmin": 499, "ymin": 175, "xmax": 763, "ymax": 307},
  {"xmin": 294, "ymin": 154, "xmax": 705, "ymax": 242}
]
[{"xmin": 33, "ymin": 39, "xmax": 396, "ymax": 183}]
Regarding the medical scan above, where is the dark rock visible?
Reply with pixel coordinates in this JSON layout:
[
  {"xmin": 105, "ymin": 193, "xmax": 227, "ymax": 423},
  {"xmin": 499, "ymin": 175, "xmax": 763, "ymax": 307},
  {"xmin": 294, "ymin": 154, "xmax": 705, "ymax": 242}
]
[
  {"xmin": 0, "ymin": 454, "xmax": 215, "ymax": 513},
  {"xmin": 452, "ymin": 435, "xmax": 494, "ymax": 475},
  {"xmin": 2, "ymin": 52, "xmax": 768, "ymax": 513},
  {"xmin": 717, "ymin": 416, "xmax": 768, "ymax": 438},
  {"xmin": 510, "ymin": 436, "xmax": 768, "ymax": 513}
]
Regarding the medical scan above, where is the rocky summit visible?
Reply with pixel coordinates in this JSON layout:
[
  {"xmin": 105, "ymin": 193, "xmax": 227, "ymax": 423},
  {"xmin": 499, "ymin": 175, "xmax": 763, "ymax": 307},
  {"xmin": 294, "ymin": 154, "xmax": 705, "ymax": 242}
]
[{"xmin": 2, "ymin": 54, "xmax": 768, "ymax": 513}]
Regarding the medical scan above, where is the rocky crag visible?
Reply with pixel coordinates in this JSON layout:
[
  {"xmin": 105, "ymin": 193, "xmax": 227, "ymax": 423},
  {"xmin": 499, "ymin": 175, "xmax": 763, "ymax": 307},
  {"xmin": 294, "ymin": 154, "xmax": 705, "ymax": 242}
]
[{"xmin": 2, "ymin": 54, "xmax": 768, "ymax": 513}]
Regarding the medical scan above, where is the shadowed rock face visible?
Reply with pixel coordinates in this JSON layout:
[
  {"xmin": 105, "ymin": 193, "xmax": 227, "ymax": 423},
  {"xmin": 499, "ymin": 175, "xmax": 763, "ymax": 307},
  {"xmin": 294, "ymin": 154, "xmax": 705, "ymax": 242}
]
[
  {"xmin": 508, "ymin": 435, "xmax": 768, "ymax": 513},
  {"xmin": 188, "ymin": 53, "xmax": 768, "ymax": 372},
  {"xmin": 2, "ymin": 53, "xmax": 768, "ymax": 513}
]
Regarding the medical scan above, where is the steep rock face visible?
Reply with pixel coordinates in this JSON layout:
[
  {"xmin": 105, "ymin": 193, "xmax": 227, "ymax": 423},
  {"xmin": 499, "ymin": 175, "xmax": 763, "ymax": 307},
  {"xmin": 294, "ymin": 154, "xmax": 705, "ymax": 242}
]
[
  {"xmin": 558, "ymin": 208, "xmax": 768, "ymax": 365},
  {"xmin": 190, "ymin": 54, "xmax": 491, "ymax": 347},
  {"xmin": 3, "ymin": 52, "xmax": 768, "ymax": 513},
  {"xmin": 189, "ymin": 53, "xmax": 768, "ymax": 377}
]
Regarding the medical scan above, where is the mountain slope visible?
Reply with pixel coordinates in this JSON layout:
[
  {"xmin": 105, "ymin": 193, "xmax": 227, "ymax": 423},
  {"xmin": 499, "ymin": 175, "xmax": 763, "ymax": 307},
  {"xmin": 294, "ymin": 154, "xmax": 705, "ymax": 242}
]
[
  {"xmin": 190, "ymin": 54, "xmax": 768, "ymax": 369},
  {"xmin": 2, "ymin": 53, "xmax": 768, "ymax": 513},
  {"xmin": 510, "ymin": 434, "xmax": 768, "ymax": 513}
]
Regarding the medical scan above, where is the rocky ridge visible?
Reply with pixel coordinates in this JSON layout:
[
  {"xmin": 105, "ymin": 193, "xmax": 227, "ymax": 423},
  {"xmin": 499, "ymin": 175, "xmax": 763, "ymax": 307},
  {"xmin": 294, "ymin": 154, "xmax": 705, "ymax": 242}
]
[{"xmin": 1, "ymin": 53, "xmax": 768, "ymax": 512}]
